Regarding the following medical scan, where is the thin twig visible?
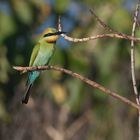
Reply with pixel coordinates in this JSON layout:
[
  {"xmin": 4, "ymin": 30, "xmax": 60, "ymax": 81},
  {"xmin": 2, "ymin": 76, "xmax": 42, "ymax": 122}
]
[
  {"xmin": 89, "ymin": 7, "xmax": 140, "ymax": 105},
  {"xmin": 13, "ymin": 65, "xmax": 140, "ymax": 110},
  {"xmin": 89, "ymin": 9, "xmax": 130, "ymax": 38},
  {"xmin": 61, "ymin": 33, "xmax": 140, "ymax": 43},
  {"xmin": 58, "ymin": 16, "xmax": 140, "ymax": 43},
  {"xmin": 89, "ymin": 8, "xmax": 116, "ymax": 33},
  {"xmin": 131, "ymin": 1, "xmax": 140, "ymax": 105},
  {"xmin": 131, "ymin": 2, "xmax": 140, "ymax": 140}
]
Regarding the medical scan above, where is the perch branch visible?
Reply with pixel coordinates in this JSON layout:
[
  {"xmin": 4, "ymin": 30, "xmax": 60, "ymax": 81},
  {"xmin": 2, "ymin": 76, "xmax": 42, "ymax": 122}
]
[{"xmin": 13, "ymin": 65, "xmax": 140, "ymax": 110}]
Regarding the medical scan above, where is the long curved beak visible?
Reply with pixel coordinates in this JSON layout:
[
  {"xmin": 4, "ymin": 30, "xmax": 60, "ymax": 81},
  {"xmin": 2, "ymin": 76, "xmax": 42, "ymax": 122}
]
[{"xmin": 55, "ymin": 31, "xmax": 67, "ymax": 35}]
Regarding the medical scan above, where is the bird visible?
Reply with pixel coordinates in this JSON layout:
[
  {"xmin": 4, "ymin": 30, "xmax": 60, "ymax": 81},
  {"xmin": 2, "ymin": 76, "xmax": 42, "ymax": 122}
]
[{"xmin": 22, "ymin": 28, "xmax": 65, "ymax": 104}]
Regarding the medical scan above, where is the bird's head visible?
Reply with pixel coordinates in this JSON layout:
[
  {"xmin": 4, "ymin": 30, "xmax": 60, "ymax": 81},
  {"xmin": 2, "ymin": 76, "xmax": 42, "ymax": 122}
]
[{"xmin": 42, "ymin": 28, "xmax": 66, "ymax": 43}]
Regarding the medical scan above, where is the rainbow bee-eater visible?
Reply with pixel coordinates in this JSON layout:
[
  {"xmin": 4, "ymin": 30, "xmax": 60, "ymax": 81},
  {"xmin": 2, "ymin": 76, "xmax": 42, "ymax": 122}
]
[{"xmin": 22, "ymin": 28, "xmax": 65, "ymax": 104}]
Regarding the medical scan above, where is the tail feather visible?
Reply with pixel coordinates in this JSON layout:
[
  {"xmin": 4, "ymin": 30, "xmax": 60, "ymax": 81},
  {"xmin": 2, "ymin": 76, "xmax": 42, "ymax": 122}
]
[
  {"xmin": 22, "ymin": 71, "xmax": 40, "ymax": 104},
  {"xmin": 22, "ymin": 84, "xmax": 33, "ymax": 104}
]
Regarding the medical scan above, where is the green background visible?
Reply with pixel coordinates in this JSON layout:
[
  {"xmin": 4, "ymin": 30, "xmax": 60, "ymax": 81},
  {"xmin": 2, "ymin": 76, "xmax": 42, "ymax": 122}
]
[{"xmin": 0, "ymin": 0, "xmax": 139, "ymax": 140}]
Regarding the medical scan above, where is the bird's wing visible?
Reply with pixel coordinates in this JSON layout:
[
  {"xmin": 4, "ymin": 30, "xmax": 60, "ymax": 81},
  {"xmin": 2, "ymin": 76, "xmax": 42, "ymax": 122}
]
[{"xmin": 29, "ymin": 43, "xmax": 40, "ymax": 66}]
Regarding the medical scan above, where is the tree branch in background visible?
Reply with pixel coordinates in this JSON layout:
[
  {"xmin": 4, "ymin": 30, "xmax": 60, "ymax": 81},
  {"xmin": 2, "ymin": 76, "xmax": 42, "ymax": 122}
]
[
  {"xmin": 131, "ymin": 1, "xmax": 140, "ymax": 105},
  {"xmin": 89, "ymin": 8, "xmax": 116, "ymax": 33},
  {"xmin": 131, "ymin": 1, "xmax": 140, "ymax": 140},
  {"xmin": 58, "ymin": 16, "xmax": 140, "ymax": 43},
  {"xmin": 13, "ymin": 66, "xmax": 140, "ymax": 110},
  {"xmin": 44, "ymin": 109, "xmax": 92, "ymax": 140},
  {"xmin": 89, "ymin": 8, "xmax": 134, "ymax": 39}
]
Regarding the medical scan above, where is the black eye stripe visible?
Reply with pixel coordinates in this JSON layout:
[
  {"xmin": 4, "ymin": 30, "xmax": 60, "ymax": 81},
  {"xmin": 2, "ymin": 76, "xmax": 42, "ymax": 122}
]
[
  {"xmin": 43, "ymin": 31, "xmax": 66, "ymax": 37},
  {"xmin": 43, "ymin": 33, "xmax": 56, "ymax": 37}
]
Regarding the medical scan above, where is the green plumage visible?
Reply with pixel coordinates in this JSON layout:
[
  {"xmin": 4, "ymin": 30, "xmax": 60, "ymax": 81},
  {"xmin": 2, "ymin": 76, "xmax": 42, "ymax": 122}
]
[
  {"xmin": 27, "ymin": 40, "xmax": 55, "ymax": 85},
  {"xmin": 22, "ymin": 28, "xmax": 57, "ymax": 104}
]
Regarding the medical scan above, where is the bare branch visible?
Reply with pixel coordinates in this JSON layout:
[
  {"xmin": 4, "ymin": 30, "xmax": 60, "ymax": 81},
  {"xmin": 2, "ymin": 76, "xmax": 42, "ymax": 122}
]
[
  {"xmin": 89, "ymin": 8, "xmax": 116, "ymax": 33},
  {"xmin": 58, "ymin": 15, "xmax": 140, "ymax": 43},
  {"xmin": 89, "ymin": 9, "xmax": 131, "ymax": 38},
  {"xmin": 131, "ymin": 1, "xmax": 140, "ymax": 105},
  {"xmin": 131, "ymin": 2, "xmax": 140, "ymax": 140},
  {"xmin": 13, "ymin": 65, "xmax": 140, "ymax": 110},
  {"xmin": 61, "ymin": 33, "xmax": 140, "ymax": 43},
  {"xmin": 44, "ymin": 125, "xmax": 64, "ymax": 140},
  {"xmin": 58, "ymin": 16, "xmax": 62, "ymax": 32}
]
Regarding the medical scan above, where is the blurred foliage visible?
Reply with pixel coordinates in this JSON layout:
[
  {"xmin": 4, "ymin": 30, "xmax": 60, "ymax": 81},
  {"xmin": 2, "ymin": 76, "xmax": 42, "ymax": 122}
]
[{"xmin": 0, "ymin": 0, "xmax": 139, "ymax": 140}]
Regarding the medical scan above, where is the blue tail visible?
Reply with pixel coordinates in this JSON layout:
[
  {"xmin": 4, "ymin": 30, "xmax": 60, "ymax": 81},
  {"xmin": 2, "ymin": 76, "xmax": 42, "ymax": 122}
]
[{"xmin": 22, "ymin": 71, "xmax": 40, "ymax": 104}]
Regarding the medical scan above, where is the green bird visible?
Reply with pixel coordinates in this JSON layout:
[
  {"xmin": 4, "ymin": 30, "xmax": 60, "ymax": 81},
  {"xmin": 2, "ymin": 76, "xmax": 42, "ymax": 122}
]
[{"xmin": 22, "ymin": 28, "xmax": 65, "ymax": 104}]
